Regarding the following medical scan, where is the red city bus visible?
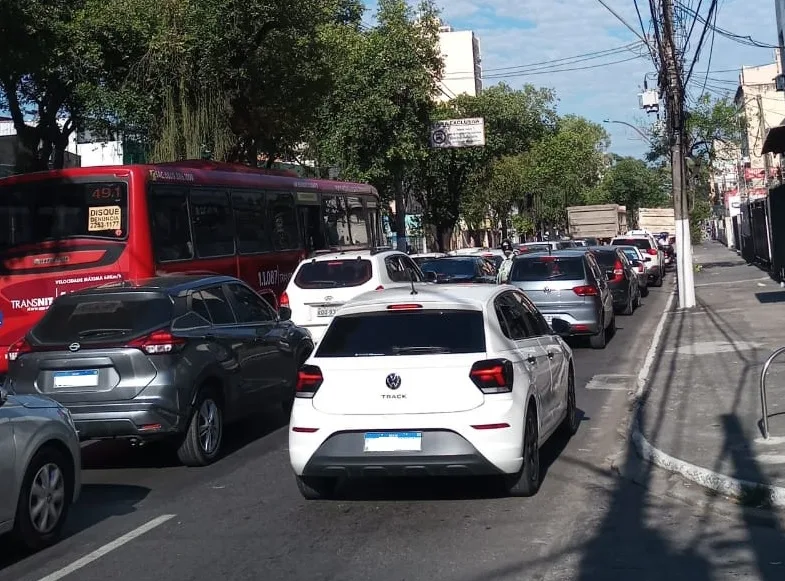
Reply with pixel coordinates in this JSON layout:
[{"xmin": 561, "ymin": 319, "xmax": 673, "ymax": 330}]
[{"xmin": 0, "ymin": 160, "xmax": 384, "ymax": 373}]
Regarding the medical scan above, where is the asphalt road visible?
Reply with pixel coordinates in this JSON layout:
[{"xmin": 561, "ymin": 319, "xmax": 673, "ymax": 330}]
[{"xmin": 3, "ymin": 278, "xmax": 785, "ymax": 581}]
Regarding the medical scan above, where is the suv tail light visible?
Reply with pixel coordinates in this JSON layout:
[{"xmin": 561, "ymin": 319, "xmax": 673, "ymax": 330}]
[
  {"xmin": 127, "ymin": 329, "xmax": 186, "ymax": 354},
  {"xmin": 296, "ymin": 364, "xmax": 323, "ymax": 398},
  {"xmin": 572, "ymin": 285, "xmax": 599, "ymax": 296},
  {"xmin": 647, "ymin": 248, "xmax": 658, "ymax": 256},
  {"xmin": 469, "ymin": 359, "xmax": 513, "ymax": 394},
  {"xmin": 6, "ymin": 336, "xmax": 32, "ymax": 361},
  {"xmin": 279, "ymin": 291, "xmax": 290, "ymax": 308},
  {"xmin": 611, "ymin": 259, "xmax": 624, "ymax": 282}
]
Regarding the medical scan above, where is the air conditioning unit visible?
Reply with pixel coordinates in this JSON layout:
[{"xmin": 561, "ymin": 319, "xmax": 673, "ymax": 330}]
[{"xmin": 776, "ymin": 74, "xmax": 785, "ymax": 92}]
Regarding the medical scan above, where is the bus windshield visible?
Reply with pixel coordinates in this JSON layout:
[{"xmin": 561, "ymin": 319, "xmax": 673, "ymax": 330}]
[{"xmin": 0, "ymin": 180, "xmax": 128, "ymax": 250}]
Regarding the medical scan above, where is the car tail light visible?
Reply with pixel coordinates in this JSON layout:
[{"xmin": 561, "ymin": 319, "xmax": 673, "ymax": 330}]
[
  {"xmin": 469, "ymin": 359, "xmax": 513, "ymax": 394},
  {"xmin": 572, "ymin": 285, "xmax": 599, "ymax": 296},
  {"xmin": 539, "ymin": 255, "xmax": 557, "ymax": 262},
  {"xmin": 6, "ymin": 336, "xmax": 32, "ymax": 361},
  {"xmin": 127, "ymin": 329, "xmax": 186, "ymax": 354},
  {"xmin": 279, "ymin": 291, "xmax": 290, "ymax": 308},
  {"xmin": 647, "ymin": 248, "xmax": 658, "ymax": 255},
  {"xmin": 611, "ymin": 259, "xmax": 624, "ymax": 282},
  {"xmin": 387, "ymin": 303, "xmax": 422, "ymax": 310},
  {"xmin": 296, "ymin": 364, "xmax": 323, "ymax": 398}
]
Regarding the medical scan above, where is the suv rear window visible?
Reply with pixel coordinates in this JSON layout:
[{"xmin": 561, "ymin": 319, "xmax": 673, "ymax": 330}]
[
  {"xmin": 591, "ymin": 251, "xmax": 621, "ymax": 267},
  {"xmin": 612, "ymin": 238, "xmax": 651, "ymax": 250},
  {"xmin": 294, "ymin": 259, "xmax": 372, "ymax": 289},
  {"xmin": 316, "ymin": 310, "xmax": 486, "ymax": 357},
  {"xmin": 510, "ymin": 257, "xmax": 585, "ymax": 282},
  {"xmin": 31, "ymin": 293, "xmax": 173, "ymax": 345}
]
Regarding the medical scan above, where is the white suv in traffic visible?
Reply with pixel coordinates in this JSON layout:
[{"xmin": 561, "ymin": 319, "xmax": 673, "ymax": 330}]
[
  {"xmin": 281, "ymin": 249, "xmax": 427, "ymax": 343},
  {"xmin": 610, "ymin": 232, "xmax": 664, "ymax": 287},
  {"xmin": 288, "ymin": 284, "xmax": 579, "ymax": 499}
]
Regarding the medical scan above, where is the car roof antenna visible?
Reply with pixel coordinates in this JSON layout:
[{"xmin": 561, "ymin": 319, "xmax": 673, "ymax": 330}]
[{"xmin": 409, "ymin": 272, "xmax": 418, "ymax": 295}]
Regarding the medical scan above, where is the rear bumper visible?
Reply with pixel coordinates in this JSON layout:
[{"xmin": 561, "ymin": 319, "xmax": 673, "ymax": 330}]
[
  {"xmin": 68, "ymin": 402, "xmax": 185, "ymax": 441},
  {"xmin": 539, "ymin": 309, "xmax": 601, "ymax": 336},
  {"xmin": 301, "ymin": 430, "xmax": 504, "ymax": 478},
  {"xmin": 645, "ymin": 264, "xmax": 662, "ymax": 280},
  {"xmin": 289, "ymin": 396, "xmax": 527, "ymax": 477}
]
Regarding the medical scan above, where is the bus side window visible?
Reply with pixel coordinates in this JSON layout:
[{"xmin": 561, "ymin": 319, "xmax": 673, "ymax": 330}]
[
  {"xmin": 190, "ymin": 188, "xmax": 235, "ymax": 258},
  {"xmin": 267, "ymin": 191, "xmax": 300, "ymax": 251},
  {"xmin": 149, "ymin": 186, "xmax": 193, "ymax": 262},
  {"xmin": 232, "ymin": 190, "xmax": 271, "ymax": 254}
]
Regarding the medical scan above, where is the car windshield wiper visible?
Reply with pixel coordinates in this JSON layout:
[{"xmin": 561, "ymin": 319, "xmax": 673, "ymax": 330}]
[
  {"xmin": 77, "ymin": 328, "xmax": 132, "ymax": 338},
  {"xmin": 392, "ymin": 346, "xmax": 453, "ymax": 355}
]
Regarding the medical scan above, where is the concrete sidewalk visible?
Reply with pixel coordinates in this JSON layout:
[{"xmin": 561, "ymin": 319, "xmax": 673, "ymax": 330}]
[{"xmin": 635, "ymin": 241, "xmax": 785, "ymax": 507}]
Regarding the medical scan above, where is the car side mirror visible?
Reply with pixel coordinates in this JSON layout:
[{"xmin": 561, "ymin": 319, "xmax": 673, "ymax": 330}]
[
  {"xmin": 278, "ymin": 306, "xmax": 292, "ymax": 321},
  {"xmin": 424, "ymin": 271, "xmax": 438, "ymax": 283},
  {"xmin": 630, "ymin": 259, "xmax": 641, "ymax": 267},
  {"xmin": 550, "ymin": 318, "xmax": 570, "ymax": 334}
]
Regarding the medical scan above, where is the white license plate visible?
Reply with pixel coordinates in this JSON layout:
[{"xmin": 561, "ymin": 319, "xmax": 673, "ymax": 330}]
[
  {"xmin": 53, "ymin": 369, "xmax": 99, "ymax": 388},
  {"xmin": 316, "ymin": 307, "xmax": 338, "ymax": 318},
  {"xmin": 364, "ymin": 431, "xmax": 422, "ymax": 452}
]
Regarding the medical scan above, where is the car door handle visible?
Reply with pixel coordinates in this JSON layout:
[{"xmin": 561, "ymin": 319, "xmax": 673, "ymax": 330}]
[
  {"xmin": 547, "ymin": 351, "xmax": 555, "ymax": 359},
  {"xmin": 526, "ymin": 354, "xmax": 537, "ymax": 365}
]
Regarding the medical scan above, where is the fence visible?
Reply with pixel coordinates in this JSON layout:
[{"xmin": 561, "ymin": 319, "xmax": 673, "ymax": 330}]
[{"xmin": 736, "ymin": 186, "xmax": 785, "ymax": 282}]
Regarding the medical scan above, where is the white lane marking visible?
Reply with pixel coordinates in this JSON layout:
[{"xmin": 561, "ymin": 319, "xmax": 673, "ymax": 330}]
[
  {"xmin": 635, "ymin": 287, "xmax": 677, "ymax": 398},
  {"xmin": 755, "ymin": 436, "xmax": 785, "ymax": 445},
  {"xmin": 694, "ymin": 276, "xmax": 770, "ymax": 287},
  {"xmin": 36, "ymin": 514, "xmax": 176, "ymax": 581},
  {"xmin": 585, "ymin": 374, "xmax": 636, "ymax": 391}
]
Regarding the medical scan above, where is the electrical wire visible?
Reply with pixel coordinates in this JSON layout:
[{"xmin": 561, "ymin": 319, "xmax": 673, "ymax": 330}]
[
  {"xmin": 696, "ymin": 1, "xmax": 718, "ymax": 97},
  {"xmin": 478, "ymin": 55, "xmax": 644, "ymax": 80},
  {"xmin": 683, "ymin": 0, "xmax": 718, "ymax": 86},
  {"xmin": 675, "ymin": 1, "xmax": 779, "ymax": 48},
  {"xmin": 442, "ymin": 42, "xmax": 643, "ymax": 76}
]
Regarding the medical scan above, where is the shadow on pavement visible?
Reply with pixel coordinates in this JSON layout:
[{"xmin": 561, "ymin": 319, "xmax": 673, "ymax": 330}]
[
  {"xmin": 81, "ymin": 406, "xmax": 289, "ymax": 470},
  {"xmin": 0, "ymin": 483, "xmax": 150, "ymax": 572}
]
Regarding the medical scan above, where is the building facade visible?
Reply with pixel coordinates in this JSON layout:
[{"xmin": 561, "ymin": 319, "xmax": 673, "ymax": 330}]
[
  {"xmin": 436, "ymin": 25, "xmax": 482, "ymax": 102},
  {"xmin": 734, "ymin": 56, "xmax": 785, "ymax": 199}
]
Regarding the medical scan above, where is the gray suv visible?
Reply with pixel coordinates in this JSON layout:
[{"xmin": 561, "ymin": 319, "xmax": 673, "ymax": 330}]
[
  {"xmin": 506, "ymin": 251, "xmax": 615, "ymax": 349},
  {"xmin": 6, "ymin": 275, "xmax": 314, "ymax": 466}
]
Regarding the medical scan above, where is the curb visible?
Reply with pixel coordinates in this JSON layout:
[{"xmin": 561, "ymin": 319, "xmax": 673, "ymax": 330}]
[{"xmin": 629, "ymin": 285, "xmax": 785, "ymax": 509}]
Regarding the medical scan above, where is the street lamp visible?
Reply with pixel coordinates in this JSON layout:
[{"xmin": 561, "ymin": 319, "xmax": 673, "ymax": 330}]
[{"xmin": 602, "ymin": 119, "xmax": 654, "ymax": 145}]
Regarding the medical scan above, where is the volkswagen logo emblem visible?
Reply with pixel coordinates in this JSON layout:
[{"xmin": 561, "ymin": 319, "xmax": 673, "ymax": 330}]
[
  {"xmin": 385, "ymin": 373, "xmax": 402, "ymax": 390},
  {"xmin": 68, "ymin": 342, "xmax": 81, "ymax": 352}
]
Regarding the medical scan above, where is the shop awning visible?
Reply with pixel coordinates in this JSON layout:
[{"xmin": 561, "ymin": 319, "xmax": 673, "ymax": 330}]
[{"xmin": 762, "ymin": 124, "xmax": 785, "ymax": 154}]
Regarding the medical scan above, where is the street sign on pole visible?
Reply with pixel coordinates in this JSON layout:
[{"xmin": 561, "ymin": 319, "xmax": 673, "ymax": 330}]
[{"xmin": 429, "ymin": 118, "xmax": 486, "ymax": 148}]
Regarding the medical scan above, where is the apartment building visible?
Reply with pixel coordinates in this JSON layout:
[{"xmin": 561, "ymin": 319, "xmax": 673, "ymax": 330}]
[{"xmin": 436, "ymin": 25, "xmax": 482, "ymax": 102}]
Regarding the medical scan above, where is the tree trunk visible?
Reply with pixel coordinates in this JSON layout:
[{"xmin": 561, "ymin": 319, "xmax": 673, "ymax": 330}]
[{"xmin": 435, "ymin": 225, "xmax": 445, "ymax": 253}]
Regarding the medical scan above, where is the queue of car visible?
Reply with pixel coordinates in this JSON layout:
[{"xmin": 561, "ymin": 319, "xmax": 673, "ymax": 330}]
[{"xmin": 0, "ymin": 230, "xmax": 670, "ymax": 551}]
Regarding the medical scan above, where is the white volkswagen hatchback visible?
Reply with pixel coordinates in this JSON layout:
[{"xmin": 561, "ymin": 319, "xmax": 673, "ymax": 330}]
[{"xmin": 288, "ymin": 284, "xmax": 578, "ymax": 499}]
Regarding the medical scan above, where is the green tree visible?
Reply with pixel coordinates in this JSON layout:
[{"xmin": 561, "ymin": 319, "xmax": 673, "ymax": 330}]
[
  {"xmin": 597, "ymin": 155, "xmax": 670, "ymax": 216},
  {"xmin": 0, "ymin": 0, "xmax": 147, "ymax": 171},
  {"xmin": 449, "ymin": 84, "xmax": 557, "ymax": 240},
  {"xmin": 315, "ymin": 0, "xmax": 442, "ymax": 248},
  {"xmin": 518, "ymin": 115, "xmax": 610, "ymax": 229}
]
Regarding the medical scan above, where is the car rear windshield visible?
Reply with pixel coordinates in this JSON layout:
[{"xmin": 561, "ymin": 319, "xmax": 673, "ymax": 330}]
[
  {"xmin": 316, "ymin": 310, "xmax": 486, "ymax": 357},
  {"xmin": 592, "ymin": 251, "xmax": 621, "ymax": 267},
  {"xmin": 0, "ymin": 180, "xmax": 129, "ymax": 251},
  {"xmin": 612, "ymin": 238, "xmax": 651, "ymax": 250},
  {"xmin": 419, "ymin": 259, "xmax": 475, "ymax": 277},
  {"xmin": 510, "ymin": 257, "xmax": 585, "ymax": 282},
  {"xmin": 294, "ymin": 259, "xmax": 372, "ymax": 289},
  {"xmin": 30, "ymin": 293, "xmax": 173, "ymax": 345}
]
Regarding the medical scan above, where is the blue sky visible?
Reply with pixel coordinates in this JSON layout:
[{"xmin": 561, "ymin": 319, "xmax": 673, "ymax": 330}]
[{"xmin": 365, "ymin": 0, "xmax": 780, "ymax": 158}]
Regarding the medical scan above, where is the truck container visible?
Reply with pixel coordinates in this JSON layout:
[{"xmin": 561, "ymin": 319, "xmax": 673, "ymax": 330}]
[
  {"xmin": 567, "ymin": 204, "xmax": 628, "ymax": 241},
  {"xmin": 637, "ymin": 207, "xmax": 675, "ymax": 234}
]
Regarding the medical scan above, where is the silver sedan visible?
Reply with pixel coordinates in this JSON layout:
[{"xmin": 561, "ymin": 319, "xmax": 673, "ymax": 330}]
[{"xmin": 0, "ymin": 385, "xmax": 81, "ymax": 551}]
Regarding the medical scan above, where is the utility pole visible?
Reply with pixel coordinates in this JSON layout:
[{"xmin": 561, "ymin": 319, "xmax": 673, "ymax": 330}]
[{"xmin": 660, "ymin": 0, "xmax": 696, "ymax": 308}]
